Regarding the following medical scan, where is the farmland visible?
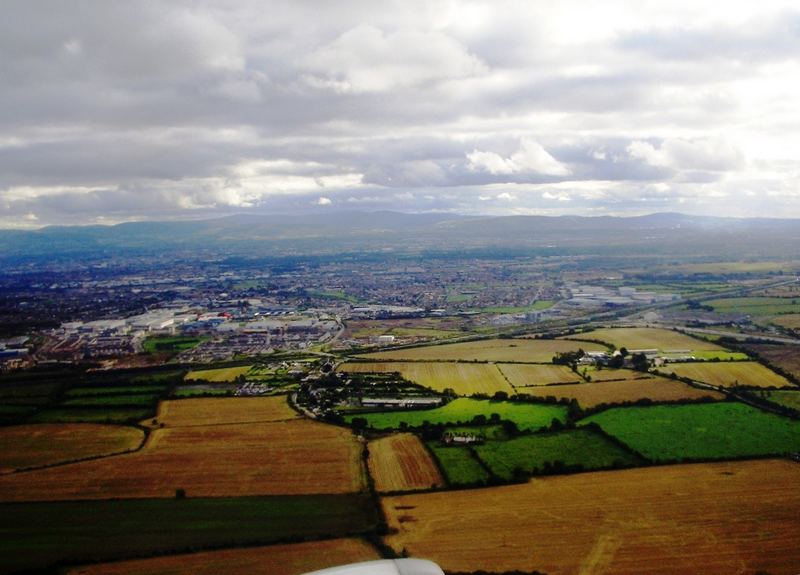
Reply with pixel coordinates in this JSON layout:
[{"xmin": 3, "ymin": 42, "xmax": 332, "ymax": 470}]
[
  {"xmin": 472, "ymin": 428, "xmax": 643, "ymax": 479},
  {"xmin": 764, "ymin": 389, "xmax": 800, "ymax": 411},
  {"xmin": 367, "ymin": 434, "xmax": 444, "ymax": 492},
  {"xmin": 185, "ymin": 365, "xmax": 252, "ymax": 382},
  {"xmin": 523, "ymin": 377, "xmax": 723, "ymax": 409},
  {"xmin": 340, "ymin": 361, "xmax": 513, "ymax": 395},
  {"xmin": 581, "ymin": 403, "xmax": 800, "ymax": 462},
  {"xmin": 0, "ymin": 423, "xmax": 144, "ymax": 473},
  {"xmin": 426, "ymin": 443, "xmax": 490, "ymax": 485},
  {"xmin": 705, "ymin": 296, "xmax": 800, "ymax": 316},
  {"xmin": 0, "ymin": 495, "xmax": 377, "ymax": 574},
  {"xmin": 659, "ymin": 361, "xmax": 793, "ymax": 388},
  {"xmin": 742, "ymin": 343, "xmax": 800, "ymax": 379},
  {"xmin": 31, "ymin": 407, "xmax": 154, "ymax": 424},
  {"xmin": 382, "ymin": 459, "xmax": 800, "ymax": 575},
  {"xmin": 773, "ymin": 313, "xmax": 800, "ymax": 329},
  {"xmin": 345, "ymin": 398, "xmax": 567, "ymax": 431},
  {"xmin": 566, "ymin": 327, "xmax": 722, "ymax": 352},
  {"xmin": 360, "ymin": 338, "xmax": 606, "ymax": 363},
  {"xmin": 0, "ymin": 398, "xmax": 363, "ymax": 501},
  {"xmin": 497, "ymin": 363, "xmax": 581, "ymax": 387},
  {"xmin": 68, "ymin": 538, "xmax": 382, "ymax": 575}
]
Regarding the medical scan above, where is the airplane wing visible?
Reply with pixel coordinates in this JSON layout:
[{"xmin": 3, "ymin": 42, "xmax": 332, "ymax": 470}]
[{"xmin": 302, "ymin": 558, "xmax": 445, "ymax": 575}]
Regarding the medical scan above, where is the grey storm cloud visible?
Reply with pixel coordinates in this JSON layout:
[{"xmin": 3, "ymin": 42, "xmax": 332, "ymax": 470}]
[{"xmin": 1, "ymin": 0, "xmax": 800, "ymax": 227}]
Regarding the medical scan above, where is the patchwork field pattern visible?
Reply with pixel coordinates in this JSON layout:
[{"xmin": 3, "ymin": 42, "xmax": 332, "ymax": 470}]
[
  {"xmin": 0, "ymin": 398, "xmax": 363, "ymax": 501},
  {"xmin": 340, "ymin": 361, "xmax": 512, "ymax": 395},
  {"xmin": 523, "ymin": 377, "xmax": 724, "ymax": 409},
  {"xmin": 581, "ymin": 403, "xmax": 800, "ymax": 462},
  {"xmin": 659, "ymin": 361, "xmax": 793, "ymax": 389},
  {"xmin": 368, "ymin": 434, "xmax": 444, "ymax": 492},
  {"xmin": 566, "ymin": 327, "xmax": 723, "ymax": 352},
  {"xmin": 382, "ymin": 460, "xmax": 800, "ymax": 575},
  {"xmin": 426, "ymin": 443, "xmax": 490, "ymax": 486},
  {"xmin": 497, "ymin": 363, "xmax": 581, "ymax": 387},
  {"xmin": 0, "ymin": 424, "xmax": 144, "ymax": 473},
  {"xmin": 67, "ymin": 538, "xmax": 382, "ymax": 575},
  {"xmin": 360, "ymin": 338, "xmax": 605, "ymax": 363}
]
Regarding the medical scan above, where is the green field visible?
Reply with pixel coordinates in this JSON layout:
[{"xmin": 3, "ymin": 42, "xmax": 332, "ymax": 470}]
[
  {"xmin": 345, "ymin": 398, "xmax": 567, "ymax": 431},
  {"xmin": 185, "ymin": 366, "xmax": 252, "ymax": 382},
  {"xmin": 142, "ymin": 336, "xmax": 207, "ymax": 354},
  {"xmin": 30, "ymin": 407, "xmax": 154, "ymax": 424},
  {"xmin": 581, "ymin": 403, "xmax": 800, "ymax": 462},
  {"xmin": 173, "ymin": 386, "xmax": 234, "ymax": 398},
  {"xmin": 473, "ymin": 428, "xmax": 643, "ymax": 480},
  {"xmin": 61, "ymin": 394, "xmax": 161, "ymax": 407},
  {"xmin": 426, "ymin": 443, "xmax": 490, "ymax": 485},
  {"xmin": 66, "ymin": 385, "xmax": 167, "ymax": 397},
  {"xmin": 686, "ymin": 351, "xmax": 750, "ymax": 361},
  {"xmin": 764, "ymin": 390, "xmax": 800, "ymax": 412},
  {"xmin": 0, "ymin": 494, "xmax": 377, "ymax": 574},
  {"xmin": 705, "ymin": 297, "xmax": 800, "ymax": 316}
]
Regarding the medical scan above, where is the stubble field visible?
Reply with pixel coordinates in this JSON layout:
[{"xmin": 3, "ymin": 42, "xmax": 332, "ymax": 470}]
[
  {"xmin": 497, "ymin": 363, "xmax": 581, "ymax": 387},
  {"xmin": 368, "ymin": 433, "xmax": 444, "ymax": 492},
  {"xmin": 382, "ymin": 459, "xmax": 800, "ymax": 575},
  {"xmin": 340, "ymin": 361, "xmax": 513, "ymax": 395},
  {"xmin": 360, "ymin": 338, "xmax": 605, "ymax": 362},
  {"xmin": 566, "ymin": 327, "xmax": 723, "ymax": 352},
  {"xmin": 659, "ymin": 361, "xmax": 793, "ymax": 388}
]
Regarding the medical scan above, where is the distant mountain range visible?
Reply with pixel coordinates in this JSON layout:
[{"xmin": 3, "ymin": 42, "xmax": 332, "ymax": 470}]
[{"xmin": 2, "ymin": 211, "xmax": 799, "ymax": 263}]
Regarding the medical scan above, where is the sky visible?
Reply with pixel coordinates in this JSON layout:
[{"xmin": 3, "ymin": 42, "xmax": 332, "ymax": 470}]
[{"xmin": 2, "ymin": 0, "xmax": 800, "ymax": 227}]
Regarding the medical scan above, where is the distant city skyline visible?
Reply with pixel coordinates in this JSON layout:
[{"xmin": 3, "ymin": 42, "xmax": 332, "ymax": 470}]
[{"xmin": 2, "ymin": 0, "xmax": 800, "ymax": 227}]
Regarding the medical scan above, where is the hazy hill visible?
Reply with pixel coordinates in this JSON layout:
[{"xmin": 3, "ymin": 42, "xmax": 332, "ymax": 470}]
[{"xmin": 1, "ymin": 211, "xmax": 799, "ymax": 262}]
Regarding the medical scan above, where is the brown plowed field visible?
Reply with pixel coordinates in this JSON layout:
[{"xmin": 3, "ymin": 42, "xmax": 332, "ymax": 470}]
[
  {"xmin": 0, "ymin": 399, "xmax": 363, "ymax": 501},
  {"xmin": 368, "ymin": 434, "xmax": 444, "ymax": 493},
  {"xmin": 524, "ymin": 377, "xmax": 724, "ymax": 408},
  {"xmin": 0, "ymin": 424, "xmax": 144, "ymax": 474},
  {"xmin": 67, "ymin": 538, "xmax": 381, "ymax": 575},
  {"xmin": 382, "ymin": 459, "xmax": 800, "ymax": 575}
]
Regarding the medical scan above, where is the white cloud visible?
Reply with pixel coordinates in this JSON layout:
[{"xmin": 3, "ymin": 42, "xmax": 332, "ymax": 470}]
[
  {"xmin": 627, "ymin": 137, "xmax": 744, "ymax": 172},
  {"xmin": 316, "ymin": 196, "xmax": 332, "ymax": 205},
  {"xmin": 303, "ymin": 24, "xmax": 487, "ymax": 93},
  {"xmin": 467, "ymin": 139, "xmax": 571, "ymax": 176}
]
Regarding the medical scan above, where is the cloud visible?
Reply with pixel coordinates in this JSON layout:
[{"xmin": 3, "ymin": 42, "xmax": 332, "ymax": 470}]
[
  {"xmin": 467, "ymin": 139, "xmax": 571, "ymax": 177},
  {"xmin": 302, "ymin": 24, "xmax": 487, "ymax": 93},
  {"xmin": 627, "ymin": 138, "xmax": 744, "ymax": 172},
  {"xmin": 317, "ymin": 196, "xmax": 332, "ymax": 205}
]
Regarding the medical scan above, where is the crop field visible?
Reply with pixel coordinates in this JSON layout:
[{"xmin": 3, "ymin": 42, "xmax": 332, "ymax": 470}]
[
  {"xmin": 581, "ymin": 367, "xmax": 647, "ymax": 382},
  {"xmin": 685, "ymin": 350, "xmax": 750, "ymax": 360},
  {"xmin": 68, "ymin": 538, "xmax": 382, "ymax": 575},
  {"xmin": 368, "ymin": 434, "xmax": 444, "ymax": 492},
  {"xmin": 523, "ymin": 377, "xmax": 723, "ymax": 409},
  {"xmin": 185, "ymin": 365, "xmax": 252, "ymax": 382},
  {"xmin": 0, "ymin": 495, "xmax": 377, "ymax": 574},
  {"xmin": 345, "ymin": 398, "xmax": 567, "ymax": 431},
  {"xmin": 155, "ymin": 396, "xmax": 299, "ymax": 426},
  {"xmin": 764, "ymin": 390, "xmax": 800, "ymax": 411},
  {"xmin": 741, "ymin": 344, "xmax": 800, "ymax": 379},
  {"xmin": 497, "ymin": 363, "xmax": 581, "ymax": 387},
  {"xmin": 426, "ymin": 443, "xmax": 490, "ymax": 485},
  {"xmin": 566, "ymin": 327, "xmax": 722, "ymax": 352},
  {"xmin": 66, "ymin": 385, "xmax": 166, "ymax": 397},
  {"xmin": 360, "ymin": 338, "xmax": 605, "ymax": 363},
  {"xmin": 340, "ymin": 361, "xmax": 513, "ymax": 395},
  {"xmin": 382, "ymin": 459, "xmax": 800, "ymax": 575},
  {"xmin": 0, "ymin": 399, "xmax": 363, "ymax": 501},
  {"xmin": 659, "ymin": 361, "xmax": 793, "ymax": 388},
  {"xmin": 473, "ymin": 428, "xmax": 643, "ymax": 479},
  {"xmin": 31, "ymin": 407, "xmax": 153, "ymax": 424},
  {"xmin": 0, "ymin": 424, "xmax": 144, "ymax": 473},
  {"xmin": 772, "ymin": 313, "xmax": 800, "ymax": 329},
  {"xmin": 581, "ymin": 403, "xmax": 800, "ymax": 462},
  {"xmin": 706, "ymin": 297, "xmax": 800, "ymax": 316}
]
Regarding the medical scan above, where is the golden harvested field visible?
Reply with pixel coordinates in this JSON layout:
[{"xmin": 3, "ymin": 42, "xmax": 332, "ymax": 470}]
[
  {"xmin": 497, "ymin": 363, "xmax": 581, "ymax": 387},
  {"xmin": 383, "ymin": 459, "xmax": 800, "ymax": 575},
  {"xmin": 340, "ymin": 361, "xmax": 513, "ymax": 395},
  {"xmin": 185, "ymin": 365, "xmax": 252, "ymax": 382},
  {"xmin": 660, "ymin": 361, "xmax": 794, "ymax": 389},
  {"xmin": 154, "ymin": 396, "xmax": 299, "ymax": 426},
  {"xmin": 566, "ymin": 327, "xmax": 723, "ymax": 352},
  {"xmin": 523, "ymin": 377, "xmax": 724, "ymax": 408},
  {"xmin": 360, "ymin": 338, "xmax": 605, "ymax": 363},
  {"xmin": 0, "ymin": 399, "xmax": 363, "ymax": 501},
  {"xmin": 368, "ymin": 433, "xmax": 444, "ymax": 493},
  {"xmin": 0, "ymin": 424, "xmax": 144, "ymax": 474},
  {"xmin": 67, "ymin": 538, "xmax": 381, "ymax": 575},
  {"xmin": 773, "ymin": 314, "xmax": 800, "ymax": 329},
  {"xmin": 582, "ymin": 367, "xmax": 648, "ymax": 382}
]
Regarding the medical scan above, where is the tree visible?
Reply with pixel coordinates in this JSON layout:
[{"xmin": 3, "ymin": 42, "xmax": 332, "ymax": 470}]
[
  {"xmin": 631, "ymin": 352, "xmax": 649, "ymax": 372},
  {"xmin": 492, "ymin": 390, "xmax": 509, "ymax": 401},
  {"xmin": 351, "ymin": 417, "xmax": 368, "ymax": 431},
  {"xmin": 619, "ymin": 347, "xmax": 629, "ymax": 358}
]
